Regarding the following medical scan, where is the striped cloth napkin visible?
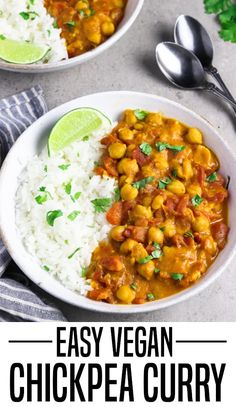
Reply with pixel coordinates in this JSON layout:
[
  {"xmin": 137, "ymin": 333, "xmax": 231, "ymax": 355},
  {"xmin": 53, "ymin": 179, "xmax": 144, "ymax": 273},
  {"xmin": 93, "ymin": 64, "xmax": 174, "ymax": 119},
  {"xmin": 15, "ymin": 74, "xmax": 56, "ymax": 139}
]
[{"xmin": 0, "ymin": 86, "xmax": 66, "ymax": 321}]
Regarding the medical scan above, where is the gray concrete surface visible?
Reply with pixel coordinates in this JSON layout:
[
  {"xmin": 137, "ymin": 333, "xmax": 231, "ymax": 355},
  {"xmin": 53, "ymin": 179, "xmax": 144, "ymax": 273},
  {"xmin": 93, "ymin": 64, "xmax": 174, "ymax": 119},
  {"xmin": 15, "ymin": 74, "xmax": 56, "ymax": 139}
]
[{"xmin": 1, "ymin": 0, "xmax": 236, "ymax": 321}]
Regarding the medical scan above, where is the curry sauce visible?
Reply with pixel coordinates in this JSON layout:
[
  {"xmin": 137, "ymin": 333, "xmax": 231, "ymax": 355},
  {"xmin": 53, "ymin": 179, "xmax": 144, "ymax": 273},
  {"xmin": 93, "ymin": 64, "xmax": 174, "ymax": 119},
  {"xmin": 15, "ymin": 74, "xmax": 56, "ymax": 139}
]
[{"xmin": 87, "ymin": 109, "xmax": 229, "ymax": 304}]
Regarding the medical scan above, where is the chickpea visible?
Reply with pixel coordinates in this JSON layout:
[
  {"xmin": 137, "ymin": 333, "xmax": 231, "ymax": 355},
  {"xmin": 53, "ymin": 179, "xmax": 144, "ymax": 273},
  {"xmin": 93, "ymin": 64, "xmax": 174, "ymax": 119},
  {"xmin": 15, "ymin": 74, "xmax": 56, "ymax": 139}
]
[
  {"xmin": 120, "ymin": 239, "xmax": 137, "ymax": 254},
  {"xmin": 145, "ymin": 113, "xmax": 163, "ymax": 125},
  {"xmin": 193, "ymin": 145, "xmax": 214, "ymax": 169},
  {"xmin": 118, "ymin": 128, "xmax": 134, "ymax": 142},
  {"xmin": 167, "ymin": 180, "xmax": 185, "ymax": 195},
  {"xmin": 123, "ymin": 110, "xmax": 137, "ymax": 126},
  {"xmin": 117, "ymin": 158, "xmax": 139, "ymax": 176},
  {"xmin": 138, "ymin": 261, "xmax": 155, "ymax": 280},
  {"xmin": 126, "ymin": 144, "xmax": 136, "ymax": 157},
  {"xmin": 204, "ymin": 236, "xmax": 217, "ymax": 255},
  {"xmin": 152, "ymin": 195, "xmax": 164, "ymax": 210},
  {"xmin": 192, "ymin": 215, "xmax": 210, "ymax": 232},
  {"xmin": 87, "ymin": 31, "xmax": 102, "ymax": 45},
  {"xmin": 141, "ymin": 165, "xmax": 156, "ymax": 178},
  {"xmin": 186, "ymin": 128, "xmax": 203, "ymax": 144},
  {"xmin": 187, "ymin": 184, "xmax": 202, "ymax": 197},
  {"xmin": 101, "ymin": 22, "xmax": 115, "ymax": 36},
  {"xmin": 132, "ymin": 204, "xmax": 152, "ymax": 219},
  {"xmin": 148, "ymin": 227, "xmax": 164, "ymax": 245},
  {"xmin": 153, "ymin": 153, "xmax": 169, "ymax": 170},
  {"xmin": 163, "ymin": 219, "xmax": 176, "ymax": 238},
  {"xmin": 75, "ymin": 1, "xmax": 89, "ymax": 10},
  {"xmin": 134, "ymin": 123, "xmax": 144, "ymax": 130},
  {"xmin": 110, "ymin": 226, "xmax": 126, "ymax": 242},
  {"xmin": 113, "ymin": 0, "xmax": 124, "ymax": 7},
  {"xmin": 116, "ymin": 285, "xmax": 136, "ymax": 304},
  {"xmin": 177, "ymin": 159, "xmax": 193, "ymax": 180},
  {"xmin": 131, "ymin": 243, "xmax": 148, "ymax": 262},
  {"xmin": 142, "ymin": 196, "xmax": 153, "ymax": 207},
  {"xmin": 121, "ymin": 183, "xmax": 138, "ymax": 201},
  {"xmin": 108, "ymin": 142, "xmax": 126, "ymax": 159},
  {"xmin": 119, "ymin": 175, "xmax": 130, "ymax": 187}
]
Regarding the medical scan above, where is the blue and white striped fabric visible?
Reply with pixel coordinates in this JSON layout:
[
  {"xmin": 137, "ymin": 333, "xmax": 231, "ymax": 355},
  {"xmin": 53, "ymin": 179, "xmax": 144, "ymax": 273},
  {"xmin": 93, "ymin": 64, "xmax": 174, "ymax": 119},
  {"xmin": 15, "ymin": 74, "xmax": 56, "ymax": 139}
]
[{"xmin": 0, "ymin": 86, "xmax": 66, "ymax": 321}]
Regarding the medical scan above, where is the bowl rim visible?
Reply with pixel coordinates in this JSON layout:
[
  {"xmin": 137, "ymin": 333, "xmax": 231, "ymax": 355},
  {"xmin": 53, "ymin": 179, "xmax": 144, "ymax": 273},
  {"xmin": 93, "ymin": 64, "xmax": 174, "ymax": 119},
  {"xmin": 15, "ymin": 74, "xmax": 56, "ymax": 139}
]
[
  {"xmin": 0, "ymin": 90, "xmax": 235, "ymax": 314},
  {"xmin": 0, "ymin": 0, "xmax": 144, "ymax": 73}
]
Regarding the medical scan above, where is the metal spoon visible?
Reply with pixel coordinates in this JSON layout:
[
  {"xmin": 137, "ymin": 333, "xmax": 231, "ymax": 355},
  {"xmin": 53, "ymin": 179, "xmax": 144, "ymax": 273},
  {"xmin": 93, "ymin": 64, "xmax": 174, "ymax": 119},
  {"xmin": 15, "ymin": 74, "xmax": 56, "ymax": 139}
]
[
  {"xmin": 155, "ymin": 42, "xmax": 236, "ymax": 109},
  {"xmin": 174, "ymin": 15, "xmax": 236, "ymax": 108}
]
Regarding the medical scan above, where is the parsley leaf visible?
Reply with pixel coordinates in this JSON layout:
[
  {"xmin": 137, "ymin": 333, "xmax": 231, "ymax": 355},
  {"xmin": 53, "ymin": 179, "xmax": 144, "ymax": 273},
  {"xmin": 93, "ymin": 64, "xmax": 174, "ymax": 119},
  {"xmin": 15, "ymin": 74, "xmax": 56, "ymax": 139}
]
[
  {"xmin": 132, "ymin": 176, "xmax": 154, "ymax": 189},
  {"xmin": 184, "ymin": 231, "xmax": 194, "ymax": 238},
  {"xmin": 65, "ymin": 21, "xmax": 76, "ymax": 27},
  {"xmin": 46, "ymin": 210, "xmax": 63, "ymax": 226},
  {"xmin": 206, "ymin": 172, "xmax": 217, "ymax": 182},
  {"xmin": 130, "ymin": 283, "xmax": 137, "ymax": 290},
  {"xmin": 42, "ymin": 265, "xmax": 50, "ymax": 271},
  {"xmin": 147, "ymin": 293, "xmax": 155, "ymax": 301},
  {"xmin": 156, "ymin": 142, "xmax": 185, "ymax": 152},
  {"xmin": 140, "ymin": 142, "xmax": 153, "ymax": 156},
  {"xmin": 158, "ymin": 177, "xmax": 172, "ymax": 189},
  {"xmin": 64, "ymin": 181, "xmax": 72, "ymax": 195},
  {"xmin": 138, "ymin": 255, "xmax": 153, "ymax": 264},
  {"xmin": 19, "ymin": 11, "xmax": 39, "ymax": 20},
  {"xmin": 204, "ymin": 0, "xmax": 231, "ymax": 14},
  {"xmin": 81, "ymin": 267, "xmax": 87, "ymax": 277},
  {"xmin": 91, "ymin": 198, "xmax": 112, "ymax": 213},
  {"xmin": 134, "ymin": 109, "xmax": 148, "ymax": 120},
  {"xmin": 191, "ymin": 194, "xmax": 203, "ymax": 207},
  {"xmin": 204, "ymin": 0, "xmax": 236, "ymax": 43}
]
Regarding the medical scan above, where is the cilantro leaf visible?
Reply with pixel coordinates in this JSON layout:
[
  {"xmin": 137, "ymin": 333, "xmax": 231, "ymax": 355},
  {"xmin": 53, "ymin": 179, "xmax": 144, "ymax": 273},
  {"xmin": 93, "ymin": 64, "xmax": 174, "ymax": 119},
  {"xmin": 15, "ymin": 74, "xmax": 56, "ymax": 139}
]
[
  {"xmin": 67, "ymin": 210, "xmax": 80, "ymax": 221},
  {"xmin": 147, "ymin": 293, "xmax": 155, "ymax": 301},
  {"xmin": 140, "ymin": 142, "xmax": 153, "ymax": 156},
  {"xmin": 58, "ymin": 164, "xmax": 70, "ymax": 170},
  {"xmin": 191, "ymin": 194, "xmax": 203, "ymax": 207},
  {"xmin": 134, "ymin": 109, "xmax": 148, "ymax": 120},
  {"xmin": 68, "ymin": 247, "xmax": 80, "ymax": 259},
  {"xmin": 64, "ymin": 181, "xmax": 72, "ymax": 195},
  {"xmin": 156, "ymin": 142, "xmax": 185, "ymax": 152},
  {"xmin": 132, "ymin": 176, "xmax": 154, "ymax": 189},
  {"xmin": 184, "ymin": 231, "xmax": 194, "ymax": 238},
  {"xmin": 138, "ymin": 255, "xmax": 153, "ymax": 264},
  {"xmin": 219, "ymin": 21, "xmax": 236, "ymax": 41},
  {"xmin": 158, "ymin": 177, "xmax": 172, "ymax": 189},
  {"xmin": 172, "ymin": 273, "xmax": 184, "ymax": 281},
  {"xmin": 46, "ymin": 210, "xmax": 63, "ymax": 226},
  {"xmin": 65, "ymin": 21, "xmax": 76, "ymax": 27},
  {"xmin": 91, "ymin": 198, "xmax": 112, "ymax": 213},
  {"xmin": 114, "ymin": 187, "xmax": 121, "ymax": 201},
  {"xmin": 204, "ymin": 0, "xmax": 232, "ymax": 14},
  {"xmin": 206, "ymin": 172, "xmax": 217, "ymax": 182}
]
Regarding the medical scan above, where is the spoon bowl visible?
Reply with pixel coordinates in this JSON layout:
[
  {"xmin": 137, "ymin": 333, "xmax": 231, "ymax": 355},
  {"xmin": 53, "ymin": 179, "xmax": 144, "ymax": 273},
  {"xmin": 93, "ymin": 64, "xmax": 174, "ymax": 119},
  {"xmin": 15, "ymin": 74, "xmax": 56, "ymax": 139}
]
[
  {"xmin": 156, "ymin": 42, "xmax": 206, "ymax": 89},
  {"xmin": 174, "ymin": 15, "xmax": 213, "ymax": 68}
]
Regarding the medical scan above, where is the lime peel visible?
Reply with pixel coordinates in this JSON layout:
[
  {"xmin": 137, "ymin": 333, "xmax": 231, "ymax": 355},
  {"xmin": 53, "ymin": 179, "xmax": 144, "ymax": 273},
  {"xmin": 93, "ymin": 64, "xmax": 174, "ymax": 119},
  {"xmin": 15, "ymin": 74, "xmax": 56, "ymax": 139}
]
[{"xmin": 0, "ymin": 38, "xmax": 50, "ymax": 64}]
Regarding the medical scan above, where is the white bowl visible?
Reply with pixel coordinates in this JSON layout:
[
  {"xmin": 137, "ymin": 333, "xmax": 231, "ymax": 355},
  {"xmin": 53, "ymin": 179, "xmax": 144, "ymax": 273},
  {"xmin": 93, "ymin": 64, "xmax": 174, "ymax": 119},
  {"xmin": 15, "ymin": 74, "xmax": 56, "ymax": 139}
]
[
  {"xmin": 0, "ymin": 0, "xmax": 144, "ymax": 73},
  {"xmin": 0, "ymin": 91, "xmax": 236, "ymax": 314}
]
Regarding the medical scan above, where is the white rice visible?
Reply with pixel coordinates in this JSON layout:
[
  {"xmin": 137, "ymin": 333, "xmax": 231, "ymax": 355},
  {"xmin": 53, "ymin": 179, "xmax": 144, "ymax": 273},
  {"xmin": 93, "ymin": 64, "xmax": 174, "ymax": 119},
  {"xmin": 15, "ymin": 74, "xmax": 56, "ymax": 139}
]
[
  {"xmin": 15, "ymin": 124, "xmax": 117, "ymax": 295},
  {"xmin": 0, "ymin": 0, "xmax": 68, "ymax": 63}
]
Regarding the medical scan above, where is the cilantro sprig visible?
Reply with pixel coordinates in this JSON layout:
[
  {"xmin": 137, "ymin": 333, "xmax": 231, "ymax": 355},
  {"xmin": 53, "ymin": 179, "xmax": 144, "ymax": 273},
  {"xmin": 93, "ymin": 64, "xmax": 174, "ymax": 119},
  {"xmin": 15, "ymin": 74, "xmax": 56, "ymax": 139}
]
[
  {"xmin": 204, "ymin": 0, "xmax": 236, "ymax": 43},
  {"xmin": 91, "ymin": 198, "xmax": 112, "ymax": 213}
]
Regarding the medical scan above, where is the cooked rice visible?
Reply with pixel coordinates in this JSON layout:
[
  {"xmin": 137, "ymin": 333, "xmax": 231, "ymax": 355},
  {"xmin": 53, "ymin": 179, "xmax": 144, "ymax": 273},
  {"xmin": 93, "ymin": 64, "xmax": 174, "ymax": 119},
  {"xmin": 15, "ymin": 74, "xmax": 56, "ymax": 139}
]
[
  {"xmin": 0, "ymin": 0, "xmax": 68, "ymax": 63},
  {"xmin": 15, "ymin": 124, "xmax": 116, "ymax": 295}
]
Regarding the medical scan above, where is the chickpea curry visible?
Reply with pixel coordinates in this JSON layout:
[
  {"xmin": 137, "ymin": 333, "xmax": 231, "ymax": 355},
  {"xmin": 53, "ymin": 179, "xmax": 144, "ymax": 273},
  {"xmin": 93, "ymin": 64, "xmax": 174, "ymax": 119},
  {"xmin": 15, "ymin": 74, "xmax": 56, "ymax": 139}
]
[
  {"xmin": 44, "ymin": 0, "xmax": 127, "ymax": 58},
  {"xmin": 86, "ymin": 109, "xmax": 229, "ymax": 305}
]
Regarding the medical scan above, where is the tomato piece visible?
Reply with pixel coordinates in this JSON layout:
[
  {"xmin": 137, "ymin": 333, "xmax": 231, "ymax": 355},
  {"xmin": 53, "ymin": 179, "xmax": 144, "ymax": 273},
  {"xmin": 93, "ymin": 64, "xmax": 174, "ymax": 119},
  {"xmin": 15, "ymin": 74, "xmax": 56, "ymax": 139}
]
[
  {"xmin": 106, "ymin": 202, "xmax": 123, "ymax": 225},
  {"xmin": 124, "ymin": 226, "xmax": 148, "ymax": 243},
  {"xmin": 132, "ymin": 147, "xmax": 149, "ymax": 166},
  {"xmin": 103, "ymin": 156, "xmax": 118, "ymax": 177},
  {"xmin": 211, "ymin": 222, "xmax": 228, "ymax": 249},
  {"xmin": 101, "ymin": 134, "xmax": 118, "ymax": 146},
  {"xmin": 176, "ymin": 194, "xmax": 189, "ymax": 215}
]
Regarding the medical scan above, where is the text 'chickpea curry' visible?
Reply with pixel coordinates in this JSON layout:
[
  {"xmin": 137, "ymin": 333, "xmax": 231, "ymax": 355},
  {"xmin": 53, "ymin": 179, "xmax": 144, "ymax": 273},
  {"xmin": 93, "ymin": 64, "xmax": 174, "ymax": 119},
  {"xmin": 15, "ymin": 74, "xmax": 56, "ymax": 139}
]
[
  {"xmin": 45, "ymin": 0, "xmax": 127, "ymax": 58},
  {"xmin": 87, "ymin": 109, "xmax": 229, "ymax": 305}
]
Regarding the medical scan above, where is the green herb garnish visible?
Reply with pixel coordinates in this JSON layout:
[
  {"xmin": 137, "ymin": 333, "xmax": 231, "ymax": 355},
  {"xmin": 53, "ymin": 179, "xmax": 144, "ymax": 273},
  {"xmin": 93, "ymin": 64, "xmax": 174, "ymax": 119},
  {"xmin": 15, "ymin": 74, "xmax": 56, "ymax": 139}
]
[
  {"xmin": 58, "ymin": 164, "xmax": 71, "ymax": 170},
  {"xmin": 91, "ymin": 198, "xmax": 112, "ymax": 213},
  {"xmin": 67, "ymin": 210, "xmax": 80, "ymax": 221},
  {"xmin": 147, "ymin": 293, "xmax": 155, "ymax": 301},
  {"xmin": 42, "ymin": 265, "xmax": 49, "ymax": 271},
  {"xmin": 206, "ymin": 172, "xmax": 217, "ymax": 182},
  {"xmin": 82, "ymin": 135, "xmax": 89, "ymax": 141},
  {"xmin": 158, "ymin": 177, "xmax": 172, "ymax": 189},
  {"xmin": 184, "ymin": 231, "xmax": 194, "ymax": 238},
  {"xmin": 156, "ymin": 142, "xmax": 185, "ymax": 152},
  {"xmin": 172, "ymin": 273, "xmax": 184, "ymax": 281},
  {"xmin": 81, "ymin": 267, "xmax": 87, "ymax": 277},
  {"xmin": 114, "ymin": 187, "xmax": 121, "ymax": 201},
  {"xmin": 191, "ymin": 194, "xmax": 203, "ymax": 207},
  {"xmin": 172, "ymin": 169, "xmax": 177, "ymax": 178},
  {"xmin": 134, "ymin": 109, "xmax": 148, "ymax": 120},
  {"xmin": 74, "ymin": 191, "xmax": 81, "ymax": 200},
  {"xmin": 19, "ymin": 11, "xmax": 39, "ymax": 20},
  {"xmin": 140, "ymin": 142, "xmax": 153, "ymax": 156},
  {"xmin": 64, "ymin": 181, "xmax": 72, "ymax": 195},
  {"xmin": 44, "ymin": 165, "xmax": 48, "ymax": 172},
  {"xmin": 154, "ymin": 268, "xmax": 160, "ymax": 274},
  {"xmin": 0, "ymin": 35, "xmax": 6, "ymax": 40},
  {"xmin": 132, "ymin": 176, "xmax": 154, "ymax": 189},
  {"xmin": 68, "ymin": 247, "xmax": 80, "ymax": 259},
  {"xmin": 35, "ymin": 186, "xmax": 52, "ymax": 204},
  {"xmin": 138, "ymin": 255, "xmax": 153, "ymax": 264},
  {"xmin": 130, "ymin": 283, "xmax": 137, "ymax": 290},
  {"xmin": 151, "ymin": 243, "xmax": 162, "ymax": 259},
  {"xmin": 204, "ymin": 0, "xmax": 236, "ymax": 43},
  {"xmin": 53, "ymin": 20, "xmax": 58, "ymax": 28},
  {"xmin": 46, "ymin": 210, "xmax": 63, "ymax": 226},
  {"xmin": 65, "ymin": 21, "xmax": 76, "ymax": 27}
]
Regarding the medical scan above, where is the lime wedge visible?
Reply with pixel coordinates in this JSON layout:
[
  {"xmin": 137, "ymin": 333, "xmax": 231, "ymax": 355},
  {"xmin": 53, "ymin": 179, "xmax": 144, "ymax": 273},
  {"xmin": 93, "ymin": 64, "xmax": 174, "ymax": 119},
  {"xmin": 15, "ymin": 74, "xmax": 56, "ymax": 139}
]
[
  {"xmin": 48, "ymin": 108, "xmax": 112, "ymax": 154},
  {"xmin": 0, "ymin": 38, "xmax": 50, "ymax": 64}
]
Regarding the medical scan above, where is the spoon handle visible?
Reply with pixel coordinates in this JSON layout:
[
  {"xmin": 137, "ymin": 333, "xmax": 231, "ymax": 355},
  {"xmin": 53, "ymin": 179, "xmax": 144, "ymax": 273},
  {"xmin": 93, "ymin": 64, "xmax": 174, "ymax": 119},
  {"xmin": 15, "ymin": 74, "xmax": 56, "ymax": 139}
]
[
  {"xmin": 206, "ymin": 82, "xmax": 236, "ymax": 109},
  {"xmin": 206, "ymin": 65, "xmax": 236, "ymax": 104}
]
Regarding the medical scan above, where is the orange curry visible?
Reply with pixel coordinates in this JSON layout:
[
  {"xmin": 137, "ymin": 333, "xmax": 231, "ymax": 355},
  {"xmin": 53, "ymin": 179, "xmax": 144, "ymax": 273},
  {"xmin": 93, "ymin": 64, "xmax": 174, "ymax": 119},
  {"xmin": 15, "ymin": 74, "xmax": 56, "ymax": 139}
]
[
  {"xmin": 87, "ymin": 109, "xmax": 229, "ymax": 305},
  {"xmin": 44, "ymin": 0, "xmax": 127, "ymax": 58}
]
